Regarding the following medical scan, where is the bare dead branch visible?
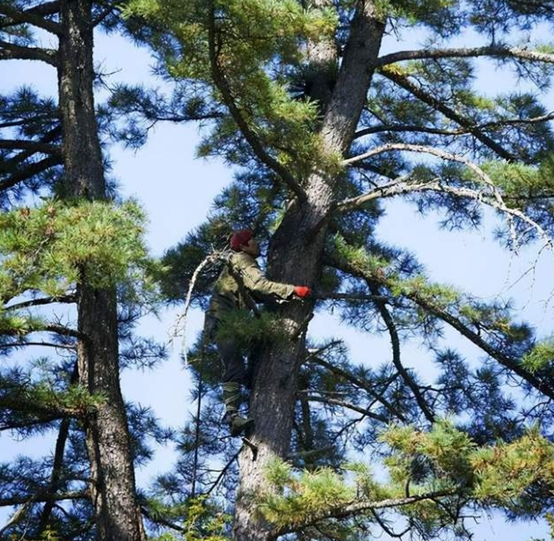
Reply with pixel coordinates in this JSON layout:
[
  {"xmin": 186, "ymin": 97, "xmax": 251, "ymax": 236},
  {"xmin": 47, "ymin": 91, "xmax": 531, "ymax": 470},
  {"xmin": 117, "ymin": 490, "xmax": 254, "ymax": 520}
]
[
  {"xmin": 377, "ymin": 45, "xmax": 554, "ymax": 68},
  {"xmin": 169, "ymin": 249, "xmax": 229, "ymax": 362},
  {"xmin": 340, "ymin": 143, "xmax": 554, "ymax": 255},
  {"xmin": 303, "ymin": 393, "xmax": 389, "ymax": 423}
]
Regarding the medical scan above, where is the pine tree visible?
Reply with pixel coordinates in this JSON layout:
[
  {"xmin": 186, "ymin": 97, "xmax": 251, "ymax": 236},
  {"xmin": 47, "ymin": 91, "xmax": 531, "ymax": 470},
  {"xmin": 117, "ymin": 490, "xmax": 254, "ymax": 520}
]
[
  {"xmin": 119, "ymin": 1, "xmax": 554, "ymax": 540},
  {"xmin": 0, "ymin": 1, "xmax": 169, "ymax": 539}
]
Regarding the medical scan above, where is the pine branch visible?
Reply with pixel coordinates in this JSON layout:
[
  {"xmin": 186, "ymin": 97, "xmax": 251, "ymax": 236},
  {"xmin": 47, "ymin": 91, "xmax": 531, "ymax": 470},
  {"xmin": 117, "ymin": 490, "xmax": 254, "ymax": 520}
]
[
  {"xmin": 354, "ymin": 124, "xmax": 462, "ymax": 138},
  {"xmin": 332, "ymin": 256, "xmax": 554, "ymax": 402},
  {"xmin": 379, "ymin": 67, "xmax": 518, "ymax": 162},
  {"xmin": 354, "ymin": 111, "xmax": 554, "ymax": 139},
  {"xmin": 92, "ymin": 5, "xmax": 114, "ymax": 27},
  {"xmin": 377, "ymin": 45, "xmax": 554, "ymax": 69},
  {"xmin": 43, "ymin": 324, "xmax": 82, "ymax": 339},
  {"xmin": 206, "ymin": 0, "xmax": 307, "ymax": 202},
  {"xmin": 313, "ymin": 292, "xmax": 389, "ymax": 302},
  {"xmin": 0, "ymin": 491, "xmax": 88, "ymax": 507},
  {"xmin": 340, "ymin": 143, "xmax": 554, "ymax": 256},
  {"xmin": 0, "ymin": 500, "xmax": 32, "ymax": 537},
  {"xmin": 0, "ymin": 416, "xmax": 58, "ymax": 431},
  {"xmin": 205, "ymin": 451, "xmax": 240, "ymax": 496},
  {"xmin": 2, "ymin": 322, "xmax": 82, "ymax": 340},
  {"xmin": 5, "ymin": 294, "xmax": 76, "ymax": 311},
  {"xmin": 273, "ymin": 489, "xmax": 457, "ymax": 536},
  {"xmin": 307, "ymin": 356, "xmax": 407, "ymax": 422},
  {"xmin": 367, "ymin": 281, "xmax": 435, "ymax": 423},
  {"xmin": 0, "ymin": 39, "xmax": 57, "ymax": 65},
  {"xmin": 37, "ymin": 364, "xmax": 77, "ymax": 535},
  {"xmin": 0, "ymin": 139, "xmax": 60, "ymax": 154},
  {"xmin": 0, "ymin": 155, "xmax": 63, "ymax": 191},
  {"xmin": 140, "ymin": 506, "xmax": 185, "ymax": 533},
  {"xmin": 0, "ymin": 341, "xmax": 76, "ymax": 350},
  {"xmin": 408, "ymin": 291, "xmax": 554, "ymax": 401},
  {"xmin": 0, "ymin": 3, "xmax": 61, "ymax": 35},
  {"xmin": 302, "ymin": 393, "xmax": 389, "ymax": 423},
  {"xmin": 0, "ymin": 116, "xmax": 57, "ymax": 129},
  {"xmin": 0, "ymin": 127, "xmax": 62, "ymax": 170}
]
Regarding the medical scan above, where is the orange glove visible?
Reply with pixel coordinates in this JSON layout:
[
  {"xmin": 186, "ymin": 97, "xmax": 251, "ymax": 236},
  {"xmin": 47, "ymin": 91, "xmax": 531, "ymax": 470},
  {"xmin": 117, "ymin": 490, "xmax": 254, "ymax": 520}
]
[{"xmin": 294, "ymin": 286, "xmax": 311, "ymax": 298}]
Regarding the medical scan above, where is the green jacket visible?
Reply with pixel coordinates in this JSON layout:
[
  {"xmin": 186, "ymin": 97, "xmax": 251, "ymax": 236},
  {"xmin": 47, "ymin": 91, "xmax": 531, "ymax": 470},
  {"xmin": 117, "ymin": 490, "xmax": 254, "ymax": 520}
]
[{"xmin": 207, "ymin": 252, "xmax": 295, "ymax": 321}]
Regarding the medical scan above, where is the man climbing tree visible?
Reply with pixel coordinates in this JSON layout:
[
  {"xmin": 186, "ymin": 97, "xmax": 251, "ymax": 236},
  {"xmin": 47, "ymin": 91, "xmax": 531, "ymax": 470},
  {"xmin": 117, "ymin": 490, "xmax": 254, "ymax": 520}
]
[{"xmin": 206, "ymin": 229, "xmax": 311, "ymax": 436}]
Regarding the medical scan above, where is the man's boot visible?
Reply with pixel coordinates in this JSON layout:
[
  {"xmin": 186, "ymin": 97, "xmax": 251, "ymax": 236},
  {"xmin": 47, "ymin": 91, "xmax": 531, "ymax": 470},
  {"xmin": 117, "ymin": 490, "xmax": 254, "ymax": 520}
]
[{"xmin": 222, "ymin": 382, "xmax": 253, "ymax": 437}]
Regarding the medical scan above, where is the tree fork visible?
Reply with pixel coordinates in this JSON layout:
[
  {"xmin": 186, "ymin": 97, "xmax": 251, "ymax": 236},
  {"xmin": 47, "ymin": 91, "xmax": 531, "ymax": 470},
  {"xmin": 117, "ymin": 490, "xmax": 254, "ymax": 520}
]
[{"xmin": 57, "ymin": 0, "xmax": 143, "ymax": 539}]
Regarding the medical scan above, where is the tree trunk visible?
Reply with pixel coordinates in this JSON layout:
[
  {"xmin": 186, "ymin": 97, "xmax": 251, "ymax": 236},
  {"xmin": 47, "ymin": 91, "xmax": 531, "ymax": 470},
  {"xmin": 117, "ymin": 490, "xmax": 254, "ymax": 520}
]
[
  {"xmin": 233, "ymin": 2, "xmax": 385, "ymax": 540},
  {"xmin": 57, "ymin": 1, "xmax": 143, "ymax": 539}
]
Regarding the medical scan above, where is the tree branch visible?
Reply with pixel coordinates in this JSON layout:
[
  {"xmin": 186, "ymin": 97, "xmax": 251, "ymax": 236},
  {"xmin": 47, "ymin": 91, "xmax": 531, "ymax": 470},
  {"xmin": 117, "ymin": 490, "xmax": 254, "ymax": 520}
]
[
  {"xmin": 377, "ymin": 45, "xmax": 554, "ymax": 69},
  {"xmin": 368, "ymin": 281, "xmax": 435, "ymax": 423},
  {"xmin": 0, "ymin": 341, "xmax": 76, "ymax": 350},
  {"xmin": 313, "ymin": 292, "xmax": 389, "ymax": 302},
  {"xmin": 353, "ymin": 111, "xmax": 554, "ymax": 140},
  {"xmin": 36, "ymin": 365, "xmax": 77, "ymax": 534},
  {"xmin": 308, "ymin": 356, "xmax": 407, "ymax": 422},
  {"xmin": 5, "ymin": 294, "xmax": 76, "ymax": 311},
  {"xmin": 0, "ymin": 491, "xmax": 87, "ymax": 507},
  {"xmin": 0, "ymin": 138, "xmax": 60, "ymax": 154},
  {"xmin": 0, "ymin": 155, "xmax": 63, "ymax": 191},
  {"xmin": 379, "ymin": 67, "xmax": 518, "ymax": 161},
  {"xmin": 273, "ymin": 489, "xmax": 457, "ymax": 536},
  {"xmin": 302, "ymin": 393, "xmax": 389, "ymax": 423},
  {"xmin": 340, "ymin": 142, "xmax": 554, "ymax": 256},
  {"xmin": 0, "ymin": 3, "xmax": 61, "ymax": 35},
  {"xmin": 331, "ymin": 256, "xmax": 554, "ymax": 402},
  {"xmin": 0, "ymin": 39, "xmax": 57, "ymax": 65}
]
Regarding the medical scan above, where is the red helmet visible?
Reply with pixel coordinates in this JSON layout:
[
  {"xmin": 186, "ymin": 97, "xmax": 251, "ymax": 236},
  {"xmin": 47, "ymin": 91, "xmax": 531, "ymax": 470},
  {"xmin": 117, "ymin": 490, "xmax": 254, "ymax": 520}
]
[{"xmin": 230, "ymin": 229, "xmax": 253, "ymax": 252}]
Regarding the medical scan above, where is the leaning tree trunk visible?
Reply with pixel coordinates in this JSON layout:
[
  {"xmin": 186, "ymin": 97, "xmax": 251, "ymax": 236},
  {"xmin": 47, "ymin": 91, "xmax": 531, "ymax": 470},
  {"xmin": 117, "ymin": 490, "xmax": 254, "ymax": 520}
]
[
  {"xmin": 233, "ymin": 2, "xmax": 385, "ymax": 541},
  {"xmin": 57, "ymin": 1, "xmax": 144, "ymax": 539}
]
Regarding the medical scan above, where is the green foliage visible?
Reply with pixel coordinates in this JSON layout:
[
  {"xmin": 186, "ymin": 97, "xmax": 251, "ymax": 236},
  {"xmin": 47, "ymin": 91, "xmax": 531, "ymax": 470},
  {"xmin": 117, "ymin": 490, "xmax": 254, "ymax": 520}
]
[
  {"xmin": 146, "ymin": 496, "xmax": 230, "ymax": 541},
  {"xmin": 523, "ymin": 338, "xmax": 554, "ymax": 373},
  {"xmin": 382, "ymin": 420, "xmax": 477, "ymax": 488},
  {"xmin": 0, "ymin": 198, "xmax": 155, "ymax": 301},
  {"xmin": 259, "ymin": 423, "xmax": 554, "ymax": 533},
  {"xmin": 124, "ymin": 0, "xmax": 340, "ymax": 178},
  {"xmin": 215, "ymin": 309, "xmax": 290, "ymax": 348},
  {"xmin": 471, "ymin": 427, "xmax": 554, "ymax": 504},
  {"xmin": 375, "ymin": 0, "xmax": 455, "ymax": 23},
  {"xmin": 483, "ymin": 158, "xmax": 554, "ymax": 203},
  {"xmin": 0, "ymin": 374, "xmax": 106, "ymax": 418},
  {"xmin": 261, "ymin": 459, "xmax": 357, "ymax": 530}
]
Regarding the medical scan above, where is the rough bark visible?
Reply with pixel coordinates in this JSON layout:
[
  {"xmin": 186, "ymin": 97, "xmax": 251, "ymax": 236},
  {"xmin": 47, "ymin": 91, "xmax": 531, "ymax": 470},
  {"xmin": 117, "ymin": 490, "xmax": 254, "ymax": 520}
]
[
  {"xmin": 57, "ymin": 1, "xmax": 143, "ymax": 539},
  {"xmin": 233, "ymin": 2, "xmax": 385, "ymax": 540}
]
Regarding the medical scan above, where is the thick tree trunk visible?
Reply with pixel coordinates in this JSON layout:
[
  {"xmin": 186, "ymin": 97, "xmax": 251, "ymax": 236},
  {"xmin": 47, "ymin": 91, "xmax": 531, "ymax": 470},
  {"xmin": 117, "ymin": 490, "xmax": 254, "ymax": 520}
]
[
  {"xmin": 233, "ymin": 3, "xmax": 385, "ymax": 540},
  {"xmin": 57, "ymin": 1, "xmax": 143, "ymax": 540}
]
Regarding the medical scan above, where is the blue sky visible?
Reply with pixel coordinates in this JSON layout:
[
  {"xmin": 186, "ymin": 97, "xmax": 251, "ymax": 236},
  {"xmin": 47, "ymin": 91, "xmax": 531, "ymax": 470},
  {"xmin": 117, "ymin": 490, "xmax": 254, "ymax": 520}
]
[{"xmin": 1, "ymin": 18, "xmax": 554, "ymax": 540}]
